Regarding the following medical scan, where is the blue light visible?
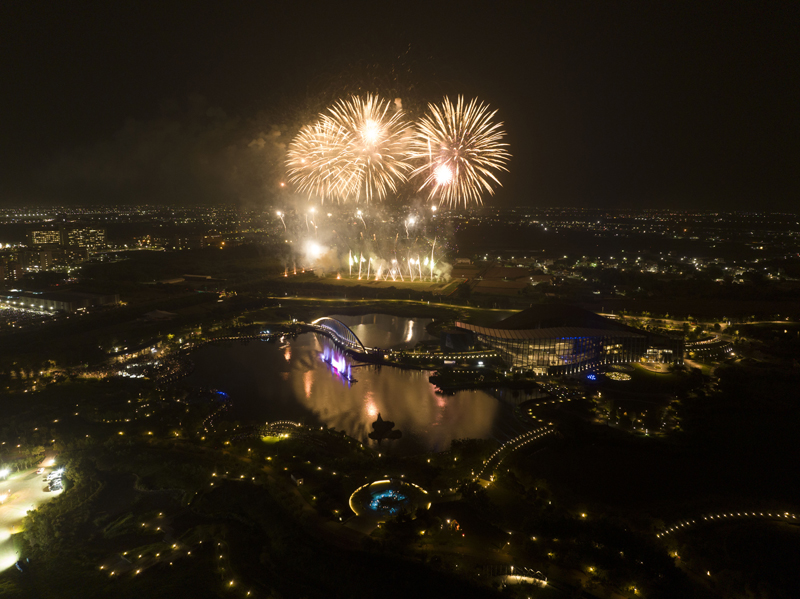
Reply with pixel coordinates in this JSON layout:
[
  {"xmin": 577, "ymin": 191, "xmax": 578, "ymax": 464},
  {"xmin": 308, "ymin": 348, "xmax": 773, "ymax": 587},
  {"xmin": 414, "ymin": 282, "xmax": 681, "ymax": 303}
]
[
  {"xmin": 587, "ymin": 373, "xmax": 597, "ymax": 381},
  {"xmin": 367, "ymin": 490, "xmax": 409, "ymax": 515}
]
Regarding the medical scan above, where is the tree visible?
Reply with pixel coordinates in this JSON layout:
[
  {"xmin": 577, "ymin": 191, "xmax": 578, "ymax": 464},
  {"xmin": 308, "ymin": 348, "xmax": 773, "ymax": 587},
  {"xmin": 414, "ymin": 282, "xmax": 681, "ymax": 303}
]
[
  {"xmin": 618, "ymin": 413, "xmax": 633, "ymax": 431},
  {"xmin": 368, "ymin": 413, "xmax": 401, "ymax": 443}
]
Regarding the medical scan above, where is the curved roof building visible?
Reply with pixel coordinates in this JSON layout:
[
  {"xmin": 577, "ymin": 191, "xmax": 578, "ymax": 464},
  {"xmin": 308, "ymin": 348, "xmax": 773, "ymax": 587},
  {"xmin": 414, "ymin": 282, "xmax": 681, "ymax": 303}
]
[{"xmin": 456, "ymin": 305, "xmax": 680, "ymax": 375}]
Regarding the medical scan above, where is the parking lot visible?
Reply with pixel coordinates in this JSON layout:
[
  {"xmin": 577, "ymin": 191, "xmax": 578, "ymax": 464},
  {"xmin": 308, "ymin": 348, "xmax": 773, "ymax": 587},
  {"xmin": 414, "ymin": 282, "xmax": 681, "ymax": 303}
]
[{"xmin": 0, "ymin": 466, "xmax": 62, "ymax": 572}]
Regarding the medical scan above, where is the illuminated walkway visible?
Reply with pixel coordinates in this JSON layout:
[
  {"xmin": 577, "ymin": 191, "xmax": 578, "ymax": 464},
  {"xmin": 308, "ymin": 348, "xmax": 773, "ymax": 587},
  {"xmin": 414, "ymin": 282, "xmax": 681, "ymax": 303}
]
[
  {"xmin": 657, "ymin": 510, "xmax": 799, "ymax": 538},
  {"xmin": 476, "ymin": 426, "xmax": 554, "ymax": 481}
]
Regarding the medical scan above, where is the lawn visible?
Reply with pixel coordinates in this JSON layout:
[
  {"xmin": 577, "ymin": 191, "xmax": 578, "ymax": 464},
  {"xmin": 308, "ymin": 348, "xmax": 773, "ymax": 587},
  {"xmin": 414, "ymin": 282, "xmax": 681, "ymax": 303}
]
[
  {"xmin": 513, "ymin": 429, "xmax": 795, "ymax": 523},
  {"xmin": 315, "ymin": 274, "xmax": 452, "ymax": 292},
  {"xmin": 596, "ymin": 364, "xmax": 681, "ymax": 395}
]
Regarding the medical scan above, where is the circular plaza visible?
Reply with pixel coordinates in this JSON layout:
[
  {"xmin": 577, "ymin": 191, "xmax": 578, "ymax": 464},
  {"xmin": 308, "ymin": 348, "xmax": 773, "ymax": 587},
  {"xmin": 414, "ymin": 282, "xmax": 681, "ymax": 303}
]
[{"xmin": 349, "ymin": 479, "xmax": 430, "ymax": 521}]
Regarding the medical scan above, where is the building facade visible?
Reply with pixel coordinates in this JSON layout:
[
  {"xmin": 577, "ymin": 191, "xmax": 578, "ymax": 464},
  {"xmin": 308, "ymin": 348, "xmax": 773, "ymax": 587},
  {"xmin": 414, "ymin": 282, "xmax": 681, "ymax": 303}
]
[
  {"xmin": 27, "ymin": 226, "xmax": 106, "ymax": 252},
  {"xmin": 28, "ymin": 229, "xmax": 62, "ymax": 246},
  {"xmin": 454, "ymin": 305, "xmax": 681, "ymax": 375},
  {"xmin": 455, "ymin": 323, "xmax": 647, "ymax": 375},
  {"xmin": 63, "ymin": 227, "xmax": 106, "ymax": 251},
  {"xmin": 0, "ymin": 291, "xmax": 119, "ymax": 313}
]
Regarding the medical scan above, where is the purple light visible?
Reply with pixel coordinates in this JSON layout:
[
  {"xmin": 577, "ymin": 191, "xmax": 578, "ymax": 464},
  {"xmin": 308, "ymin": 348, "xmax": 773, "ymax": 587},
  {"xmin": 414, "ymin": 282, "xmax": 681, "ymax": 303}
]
[
  {"xmin": 321, "ymin": 343, "xmax": 352, "ymax": 383},
  {"xmin": 332, "ymin": 354, "xmax": 346, "ymax": 374}
]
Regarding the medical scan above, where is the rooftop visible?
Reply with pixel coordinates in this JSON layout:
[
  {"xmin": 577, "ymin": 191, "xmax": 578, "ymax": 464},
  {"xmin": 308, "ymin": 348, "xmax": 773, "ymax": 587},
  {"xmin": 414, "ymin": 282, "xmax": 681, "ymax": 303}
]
[
  {"xmin": 455, "ymin": 304, "xmax": 654, "ymax": 339},
  {"xmin": 490, "ymin": 304, "xmax": 631, "ymax": 331}
]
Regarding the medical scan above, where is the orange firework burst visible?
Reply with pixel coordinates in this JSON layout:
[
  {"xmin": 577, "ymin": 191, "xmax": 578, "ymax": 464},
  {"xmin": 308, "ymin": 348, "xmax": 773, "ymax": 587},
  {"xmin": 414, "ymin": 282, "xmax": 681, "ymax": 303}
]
[
  {"xmin": 409, "ymin": 96, "xmax": 510, "ymax": 208},
  {"xmin": 286, "ymin": 94, "xmax": 411, "ymax": 203}
]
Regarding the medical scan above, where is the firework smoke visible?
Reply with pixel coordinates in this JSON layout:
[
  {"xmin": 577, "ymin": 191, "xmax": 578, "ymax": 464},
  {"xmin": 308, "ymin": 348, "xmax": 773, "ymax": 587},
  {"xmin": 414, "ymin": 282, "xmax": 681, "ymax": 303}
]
[{"xmin": 274, "ymin": 202, "xmax": 452, "ymax": 282}]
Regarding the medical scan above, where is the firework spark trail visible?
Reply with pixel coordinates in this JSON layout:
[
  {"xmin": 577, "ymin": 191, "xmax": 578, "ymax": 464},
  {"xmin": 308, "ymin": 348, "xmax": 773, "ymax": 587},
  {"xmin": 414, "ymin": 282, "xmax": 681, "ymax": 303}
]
[
  {"xmin": 277, "ymin": 205, "xmax": 450, "ymax": 284},
  {"xmin": 277, "ymin": 211, "xmax": 286, "ymax": 231},
  {"xmin": 409, "ymin": 96, "xmax": 510, "ymax": 208},
  {"xmin": 391, "ymin": 258, "xmax": 404, "ymax": 282},
  {"xmin": 430, "ymin": 237, "xmax": 436, "ymax": 281},
  {"xmin": 405, "ymin": 215, "xmax": 416, "ymax": 239}
]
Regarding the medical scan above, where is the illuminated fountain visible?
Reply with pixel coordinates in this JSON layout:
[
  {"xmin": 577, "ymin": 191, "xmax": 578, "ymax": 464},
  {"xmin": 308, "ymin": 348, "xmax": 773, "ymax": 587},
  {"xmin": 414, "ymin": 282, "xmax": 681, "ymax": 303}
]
[
  {"xmin": 349, "ymin": 479, "xmax": 430, "ymax": 520},
  {"xmin": 321, "ymin": 345, "xmax": 356, "ymax": 383}
]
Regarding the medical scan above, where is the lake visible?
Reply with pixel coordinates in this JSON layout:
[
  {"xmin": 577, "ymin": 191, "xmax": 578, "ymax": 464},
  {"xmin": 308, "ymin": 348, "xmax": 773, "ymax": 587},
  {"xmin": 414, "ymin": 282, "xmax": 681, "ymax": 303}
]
[{"xmin": 187, "ymin": 314, "xmax": 537, "ymax": 453}]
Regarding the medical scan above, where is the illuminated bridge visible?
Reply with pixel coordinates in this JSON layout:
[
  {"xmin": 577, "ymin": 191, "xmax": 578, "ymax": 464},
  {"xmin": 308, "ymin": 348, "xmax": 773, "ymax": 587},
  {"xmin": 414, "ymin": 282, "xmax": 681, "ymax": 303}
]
[{"xmin": 310, "ymin": 317, "xmax": 368, "ymax": 354}]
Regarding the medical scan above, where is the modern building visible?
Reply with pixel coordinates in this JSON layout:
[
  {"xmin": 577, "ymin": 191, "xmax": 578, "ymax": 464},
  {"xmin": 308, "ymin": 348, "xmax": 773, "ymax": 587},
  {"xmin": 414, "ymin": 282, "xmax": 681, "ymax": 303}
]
[
  {"xmin": 62, "ymin": 227, "xmax": 106, "ymax": 251},
  {"xmin": 27, "ymin": 226, "xmax": 106, "ymax": 252},
  {"xmin": 28, "ymin": 229, "xmax": 62, "ymax": 247},
  {"xmin": 19, "ymin": 250, "xmax": 55, "ymax": 271},
  {"xmin": 0, "ymin": 291, "xmax": 119, "ymax": 313},
  {"xmin": 456, "ymin": 305, "xmax": 682, "ymax": 375},
  {"xmin": 106, "ymin": 338, "xmax": 163, "ymax": 363},
  {"xmin": 0, "ymin": 253, "xmax": 22, "ymax": 283}
]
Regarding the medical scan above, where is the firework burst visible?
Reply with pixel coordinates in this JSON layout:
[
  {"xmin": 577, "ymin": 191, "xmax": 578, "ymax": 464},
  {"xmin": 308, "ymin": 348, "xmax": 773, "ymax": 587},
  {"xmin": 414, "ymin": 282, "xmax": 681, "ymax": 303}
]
[
  {"xmin": 286, "ymin": 94, "xmax": 411, "ymax": 204},
  {"xmin": 409, "ymin": 96, "xmax": 510, "ymax": 208},
  {"xmin": 285, "ymin": 119, "xmax": 359, "ymax": 202}
]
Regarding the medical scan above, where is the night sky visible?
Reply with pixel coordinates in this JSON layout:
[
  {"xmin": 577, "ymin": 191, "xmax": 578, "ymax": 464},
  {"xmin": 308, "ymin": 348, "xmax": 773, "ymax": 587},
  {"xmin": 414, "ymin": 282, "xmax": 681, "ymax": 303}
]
[{"xmin": 1, "ymin": 1, "xmax": 798, "ymax": 210}]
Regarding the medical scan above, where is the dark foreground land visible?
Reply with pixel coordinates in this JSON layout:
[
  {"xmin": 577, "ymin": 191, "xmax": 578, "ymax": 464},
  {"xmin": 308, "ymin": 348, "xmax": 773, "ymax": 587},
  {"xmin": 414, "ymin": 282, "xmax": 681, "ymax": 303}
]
[
  {"xmin": 1, "ymin": 230, "xmax": 799, "ymax": 598},
  {"xmin": 1, "ymin": 351, "xmax": 798, "ymax": 598}
]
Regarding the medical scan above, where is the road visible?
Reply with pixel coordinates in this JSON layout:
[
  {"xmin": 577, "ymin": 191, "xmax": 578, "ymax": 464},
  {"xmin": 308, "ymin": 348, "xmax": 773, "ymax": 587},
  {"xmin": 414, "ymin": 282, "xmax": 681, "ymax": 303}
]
[
  {"xmin": 267, "ymin": 295, "xmax": 515, "ymax": 313},
  {"xmin": 0, "ymin": 466, "xmax": 62, "ymax": 572}
]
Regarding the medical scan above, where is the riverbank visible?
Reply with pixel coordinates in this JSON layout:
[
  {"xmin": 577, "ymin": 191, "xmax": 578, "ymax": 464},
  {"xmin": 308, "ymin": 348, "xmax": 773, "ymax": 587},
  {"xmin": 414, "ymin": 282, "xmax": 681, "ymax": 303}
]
[{"xmin": 429, "ymin": 372, "xmax": 541, "ymax": 393}]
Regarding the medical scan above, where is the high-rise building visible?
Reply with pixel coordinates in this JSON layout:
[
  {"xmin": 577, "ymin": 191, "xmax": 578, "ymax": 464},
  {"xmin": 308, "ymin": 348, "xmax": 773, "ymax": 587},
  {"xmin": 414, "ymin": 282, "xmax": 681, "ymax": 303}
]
[
  {"xmin": 20, "ymin": 250, "xmax": 55, "ymax": 270},
  {"xmin": 28, "ymin": 228, "xmax": 62, "ymax": 247},
  {"xmin": 0, "ymin": 257, "xmax": 23, "ymax": 283},
  {"xmin": 62, "ymin": 227, "xmax": 106, "ymax": 251},
  {"xmin": 0, "ymin": 252, "xmax": 18, "ymax": 283},
  {"xmin": 27, "ymin": 226, "xmax": 106, "ymax": 252}
]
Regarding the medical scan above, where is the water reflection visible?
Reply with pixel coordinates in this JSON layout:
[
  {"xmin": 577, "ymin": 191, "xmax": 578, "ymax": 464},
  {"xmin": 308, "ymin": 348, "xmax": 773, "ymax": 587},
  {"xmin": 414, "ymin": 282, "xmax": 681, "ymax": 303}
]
[
  {"xmin": 328, "ymin": 313, "xmax": 434, "ymax": 350},
  {"xmin": 404, "ymin": 319, "xmax": 414, "ymax": 343},
  {"xmin": 187, "ymin": 325, "xmax": 527, "ymax": 453},
  {"xmin": 297, "ymin": 336, "xmax": 502, "ymax": 452}
]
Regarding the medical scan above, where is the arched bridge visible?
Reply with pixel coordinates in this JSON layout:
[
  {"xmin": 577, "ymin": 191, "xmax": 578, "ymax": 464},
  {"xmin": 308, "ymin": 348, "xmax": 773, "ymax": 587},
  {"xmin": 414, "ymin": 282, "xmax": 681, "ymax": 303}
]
[{"xmin": 310, "ymin": 317, "xmax": 367, "ymax": 353}]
